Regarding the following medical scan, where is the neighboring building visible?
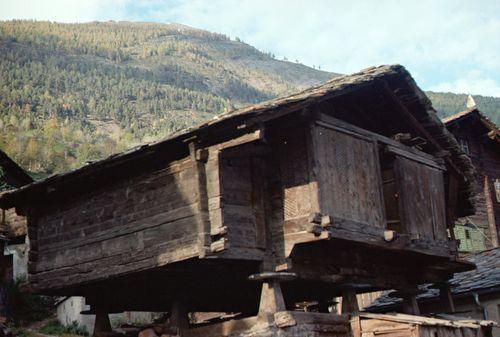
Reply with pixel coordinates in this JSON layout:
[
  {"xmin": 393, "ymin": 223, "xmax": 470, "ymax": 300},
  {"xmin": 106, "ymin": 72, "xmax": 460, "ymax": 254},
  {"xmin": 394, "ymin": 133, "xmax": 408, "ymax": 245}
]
[
  {"xmin": 0, "ymin": 149, "xmax": 33, "ymax": 320},
  {"xmin": 365, "ymin": 248, "xmax": 500, "ymax": 337},
  {"xmin": 444, "ymin": 108, "xmax": 500, "ymax": 252},
  {"xmin": 56, "ymin": 296, "xmax": 157, "ymax": 333},
  {"xmin": 56, "ymin": 297, "xmax": 95, "ymax": 332}
]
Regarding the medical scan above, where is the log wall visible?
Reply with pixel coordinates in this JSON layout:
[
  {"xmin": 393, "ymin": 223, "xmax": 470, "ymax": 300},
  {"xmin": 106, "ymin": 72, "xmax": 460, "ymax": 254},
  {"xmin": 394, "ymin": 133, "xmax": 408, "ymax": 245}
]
[
  {"xmin": 447, "ymin": 122, "xmax": 500, "ymax": 249},
  {"xmin": 29, "ymin": 158, "xmax": 202, "ymax": 290}
]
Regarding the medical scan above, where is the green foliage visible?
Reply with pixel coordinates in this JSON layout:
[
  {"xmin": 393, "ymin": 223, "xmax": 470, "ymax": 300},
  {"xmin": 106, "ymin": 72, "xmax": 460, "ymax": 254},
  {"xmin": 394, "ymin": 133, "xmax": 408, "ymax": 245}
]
[
  {"xmin": 39, "ymin": 319, "xmax": 88, "ymax": 336},
  {"xmin": 0, "ymin": 20, "xmax": 306, "ymax": 176},
  {"xmin": 10, "ymin": 327, "xmax": 36, "ymax": 337},
  {"xmin": 0, "ymin": 21, "xmax": 242, "ymax": 175}
]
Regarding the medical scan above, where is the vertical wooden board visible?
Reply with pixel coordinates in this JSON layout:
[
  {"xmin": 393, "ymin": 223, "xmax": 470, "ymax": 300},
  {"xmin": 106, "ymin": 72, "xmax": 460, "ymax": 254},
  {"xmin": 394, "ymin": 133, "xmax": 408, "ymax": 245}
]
[
  {"xmin": 251, "ymin": 157, "xmax": 267, "ymax": 248},
  {"xmin": 277, "ymin": 125, "xmax": 314, "ymax": 221},
  {"xmin": 223, "ymin": 204, "xmax": 257, "ymax": 247},
  {"xmin": 429, "ymin": 169, "xmax": 447, "ymax": 240},
  {"xmin": 396, "ymin": 158, "xmax": 433, "ymax": 237},
  {"xmin": 382, "ymin": 167, "xmax": 403, "ymax": 232},
  {"xmin": 205, "ymin": 157, "xmax": 221, "ymax": 199},
  {"xmin": 313, "ymin": 125, "xmax": 385, "ymax": 228},
  {"xmin": 396, "ymin": 157, "xmax": 447, "ymax": 240},
  {"xmin": 205, "ymin": 155, "xmax": 226, "ymax": 242},
  {"xmin": 217, "ymin": 143, "xmax": 269, "ymax": 250},
  {"xmin": 220, "ymin": 155, "xmax": 253, "ymax": 248}
]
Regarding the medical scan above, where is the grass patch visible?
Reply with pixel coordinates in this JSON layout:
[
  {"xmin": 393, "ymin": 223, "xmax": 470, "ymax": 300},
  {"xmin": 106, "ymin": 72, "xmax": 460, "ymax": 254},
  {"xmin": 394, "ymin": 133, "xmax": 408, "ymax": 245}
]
[
  {"xmin": 10, "ymin": 327, "xmax": 36, "ymax": 337},
  {"xmin": 39, "ymin": 320, "xmax": 88, "ymax": 336}
]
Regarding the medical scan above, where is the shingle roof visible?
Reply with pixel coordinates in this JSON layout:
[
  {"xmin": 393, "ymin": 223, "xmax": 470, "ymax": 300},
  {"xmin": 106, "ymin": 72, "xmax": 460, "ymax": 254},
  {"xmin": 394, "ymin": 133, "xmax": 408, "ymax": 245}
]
[
  {"xmin": 366, "ymin": 248, "xmax": 500, "ymax": 311},
  {"xmin": 442, "ymin": 109, "xmax": 476, "ymax": 124},
  {"xmin": 443, "ymin": 108, "xmax": 500, "ymax": 143}
]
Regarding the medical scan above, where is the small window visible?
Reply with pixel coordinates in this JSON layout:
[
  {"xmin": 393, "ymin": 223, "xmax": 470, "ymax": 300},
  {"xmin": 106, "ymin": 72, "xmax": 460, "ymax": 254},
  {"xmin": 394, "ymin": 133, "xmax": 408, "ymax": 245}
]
[
  {"xmin": 494, "ymin": 179, "xmax": 500, "ymax": 203},
  {"xmin": 465, "ymin": 229, "xmax": 471, "ymax": 239},
  {"xmin": 459, "ymin": 138, "xmax": 470, "ymax": 155}
]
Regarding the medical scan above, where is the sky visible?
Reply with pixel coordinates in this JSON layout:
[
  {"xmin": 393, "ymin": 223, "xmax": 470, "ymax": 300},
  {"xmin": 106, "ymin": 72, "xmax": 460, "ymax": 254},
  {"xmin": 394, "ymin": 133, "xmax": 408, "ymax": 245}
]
[{"xmin": 1, "ymin": 0, "xmax": 499, "ymax": 97}]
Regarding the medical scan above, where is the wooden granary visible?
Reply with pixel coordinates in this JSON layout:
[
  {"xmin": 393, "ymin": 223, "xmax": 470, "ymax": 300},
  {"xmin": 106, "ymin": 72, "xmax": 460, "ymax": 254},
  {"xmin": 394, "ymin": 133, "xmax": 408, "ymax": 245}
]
[{"xmin": 0, "ymin": 65, "xmax": 481, "ymax": 335}]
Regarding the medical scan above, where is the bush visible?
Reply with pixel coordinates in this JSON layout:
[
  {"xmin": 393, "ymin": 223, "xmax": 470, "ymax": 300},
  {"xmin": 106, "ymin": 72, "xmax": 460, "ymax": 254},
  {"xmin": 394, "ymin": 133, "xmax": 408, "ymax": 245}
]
[{"xmin": 39, "ymin": 320, "xmax": 88, "ymax": 336}]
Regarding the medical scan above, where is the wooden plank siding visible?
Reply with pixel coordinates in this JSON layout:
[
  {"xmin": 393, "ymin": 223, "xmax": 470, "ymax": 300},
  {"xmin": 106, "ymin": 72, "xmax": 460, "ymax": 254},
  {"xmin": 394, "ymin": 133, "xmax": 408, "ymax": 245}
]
[
  {"xmin": 395, "ymin": 157, "xmax": 447, "ymax": 241},
  {"xmin": 312, "ymin": 124, "xmax": 386, "ymax": 229},
  {"xmin": 30, "ymin": 158, "xmax": 202, "ymax": 289},
  {"xmin": 219, "ymin": 155, "xmax": 261, "ymax": 249},
  {"xmin": 309, "ymin": 114, "xmax": 449, "ymax": 243}
]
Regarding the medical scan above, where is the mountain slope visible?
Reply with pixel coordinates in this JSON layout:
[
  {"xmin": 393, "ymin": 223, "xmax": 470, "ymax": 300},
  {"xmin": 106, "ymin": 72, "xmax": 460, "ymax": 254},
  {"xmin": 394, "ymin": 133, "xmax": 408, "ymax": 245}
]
[
  {"xmin": 0, "ymin": 21, "xmax": 336, "ymax": 174},
  {"xmin": 0, "ymin": 21, "xmax": 498, "ymax": 176},
  {"xmin": 427, "ymin": 91, "xmax": 500, "ymax": 124}
]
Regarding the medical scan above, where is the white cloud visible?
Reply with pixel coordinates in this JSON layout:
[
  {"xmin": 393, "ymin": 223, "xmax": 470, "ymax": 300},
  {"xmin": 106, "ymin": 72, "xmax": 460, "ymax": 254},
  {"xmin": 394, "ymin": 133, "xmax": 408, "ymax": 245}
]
[
  {"xmin": 0, "ymin": 0, "xmax": 499, "ymax": 96},
  {"xmin": 144, "ymin": 0, "xmax": 500, "ymax": 96},
  {"xmin": 0, "ymin": 0, "xmax": 129, "ymax": 22},
  {"xmin": 430, "ymin": 71, "xmax": 500, "ymax": 97}
]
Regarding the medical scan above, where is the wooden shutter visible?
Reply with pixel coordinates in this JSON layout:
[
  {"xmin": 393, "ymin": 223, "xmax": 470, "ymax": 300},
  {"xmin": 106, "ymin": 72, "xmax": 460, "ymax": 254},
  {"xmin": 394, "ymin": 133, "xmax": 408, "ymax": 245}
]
[
  {"xmin": 313, "ymin": 125, "xmax": 386, "ymax": 228},
  {"xmin": 395, "ymin": 157, "xmax": 447, "ymax": 241}
]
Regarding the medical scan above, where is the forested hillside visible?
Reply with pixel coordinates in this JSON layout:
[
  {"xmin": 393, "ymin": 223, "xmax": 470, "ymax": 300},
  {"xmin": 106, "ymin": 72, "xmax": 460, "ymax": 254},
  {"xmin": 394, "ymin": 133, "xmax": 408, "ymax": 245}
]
[
  {"xmin": 427, "ymin": 92, "xmax": 500, "ymax": 124},
  {"xmin": 0, "ymin": 20, "xmax": 334, "ymax": 175},
  {"xmin": 0, "ymin": 21, "xmax": 498, "ymax": 177}
]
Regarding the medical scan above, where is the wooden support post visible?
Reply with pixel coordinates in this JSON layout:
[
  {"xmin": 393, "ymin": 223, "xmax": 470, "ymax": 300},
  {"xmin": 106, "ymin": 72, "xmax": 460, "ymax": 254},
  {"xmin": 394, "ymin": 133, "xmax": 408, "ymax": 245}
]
[
  {"xmin": 258, "ymin": 280, "xmax": 286, "ymax": 323},
  {"xmin": 401, "ymin": 295, "xmax": 420, "ymax": 315},
  {"xmin": 249, "ymin": 272, "xmax": 296, "ymax": 324},
  {"xmin": 433, "ymin": 282, "xmax": 455, "ymax": 313},
  {"xmin": 391, "ymin": 287, "xmax": 421, "ymax": 315},
  {"xmin": 188, "ymin": 142, "xmax": 211, "ymax": 257},
  {"xmin": 341, "ymin": 287, "xmax": 359, "ymax": 315},
  {"xmin": 93, "ymin": 311, "xmax": 111, "ymax": 337},
  {"xmin": 170, "ymin": 301, "xmax": 189, "ymax": 335}
]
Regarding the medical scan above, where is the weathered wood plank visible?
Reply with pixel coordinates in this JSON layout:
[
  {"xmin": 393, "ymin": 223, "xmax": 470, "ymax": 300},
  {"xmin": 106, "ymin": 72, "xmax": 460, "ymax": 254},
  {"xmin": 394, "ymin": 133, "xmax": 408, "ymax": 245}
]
[
  {"xmin": 35, "ymin": 215, "xmax": 199, "ymax": 272},
  {"xmin": 396, "ymin": 157, "xmax": 447, "ymax": 241},
  {"xmin": 189, "ymin": 142, "xmax": 212, "ymax": 257},
  {"xmin": 315, "ymin": 113, "xmax": 442, "ymax": 164},
  {"xmin": 313, "ymin": 125, "xmax": 386, "ymax": 228}
]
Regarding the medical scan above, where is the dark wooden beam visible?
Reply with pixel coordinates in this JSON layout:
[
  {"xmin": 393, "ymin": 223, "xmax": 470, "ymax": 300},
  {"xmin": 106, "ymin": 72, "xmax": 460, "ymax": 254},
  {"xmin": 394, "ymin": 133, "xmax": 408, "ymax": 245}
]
[
  {"xmin": 189, "ymin": 142, "xmax": 212, "ymax": 257},
  {"xmin": 375, "ymin": 81, "xmax": 463, "ymax": 178}
]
